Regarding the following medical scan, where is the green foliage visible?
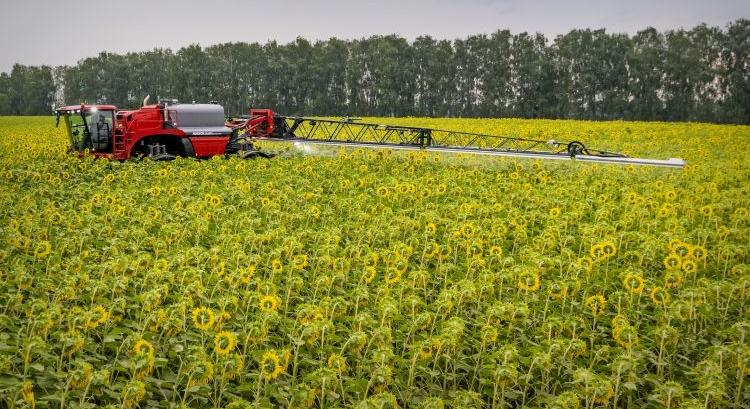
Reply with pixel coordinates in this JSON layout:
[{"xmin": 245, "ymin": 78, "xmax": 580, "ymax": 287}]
[{"xmin": 0, "ymin": 116, "xmax": 749, "ymax": 408}]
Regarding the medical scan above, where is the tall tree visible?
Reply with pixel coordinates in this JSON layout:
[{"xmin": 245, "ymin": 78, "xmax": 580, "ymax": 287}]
[
  {"xmin": 3, "ymin": 21, "xmax": 749, "ymax": 123},
  {"xmin": 627, "ymin": 28, "xmax": 666, "ymax": 120},
  {"xmin": 8, "ymin": 64, "xmax": 55, "ymax": 115},
  {"xmin": 721, "ymin": 19, "xmax": 750, "ymax": 124},
  {"xmin": 172, "ymin": 44, "xmax": 211, "ymax": 104},
  {"xmin": 0, "ymin": 73, "xmax": 10, "ymax": 115}
]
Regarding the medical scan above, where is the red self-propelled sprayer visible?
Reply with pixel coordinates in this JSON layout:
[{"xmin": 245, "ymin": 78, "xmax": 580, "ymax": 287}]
[{"xmin": 55, "ymin": 98, "xmax": 685, "ymax": 168}]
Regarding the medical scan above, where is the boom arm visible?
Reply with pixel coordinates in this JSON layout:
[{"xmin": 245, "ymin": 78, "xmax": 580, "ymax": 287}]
[{"xmin": 230, "ymin": 112, "xmax": 685, "ymax": 168}]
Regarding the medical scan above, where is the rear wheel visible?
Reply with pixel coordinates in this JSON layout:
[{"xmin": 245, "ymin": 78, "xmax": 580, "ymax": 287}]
[
  {"xmin": 145, "ymin": 143, "xmax": 176, "ymax": 161},
  {"xmin": 131, "ymin": 136, "xmax": 185, "ymax": 161}
]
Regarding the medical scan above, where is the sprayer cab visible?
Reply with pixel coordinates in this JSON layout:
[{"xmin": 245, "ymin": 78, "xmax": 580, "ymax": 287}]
[{"xmin": 55, "ymin": 104, "xmax": 117, "ymax": 154}]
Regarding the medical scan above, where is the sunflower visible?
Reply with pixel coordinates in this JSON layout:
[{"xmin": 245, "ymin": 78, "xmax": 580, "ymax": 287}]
[
  {"xmin": 681, "ymin": 259, "xmax": 697, "ymax": 274},
  {"xmin": 121, "ymin": 380, "xmax": 146, "ymax": 408},
  {"xmin": 362, "ymin": 266, "xmax": 377, "ymax": 284},
  {"xmin": 384, "ymin": 267, "xmax": 402, "ymax": 285},
  {"xmin": 466, "ymin": 239, "xmax": 483, "ymax": 257},
  {"xmin": 650, "ymin": 286, "xmax": 670, "ymax": 305},
  {"xmin": 416, "ymin": 341, "xmax": 433, "ymax": 361},
  {"xmin": 271, "ymin": 259, "xmax": 284, "ymax": 273},
  {"xmin": 437, "ymin": 245, "xmax": 452, "ymax": 261},
  {"xmin": 626, "ymin": 191, "xmax": 638, "ymax": 204},
  {"xmin": 376, "ymin": 186, "xmax": 389, "ymax": 196},
  {"xmin": 187, "ymin": 358, "xmax": 215, "ymax": 387},
  {"xmin": 664, "ymin": 270, "xmax": 684, "ymax": 289},
  {"xmin": 291, "ymin": 254, "xmax": 309, "ymax": 271},
  {"xmin": 575, "ymin": 257, "xmax": 594, "ymax": 274},
  {"xmin": 585, "ymin": 295, "xmax": 606, "ymax": 316},
  {"xmin": 601, "ymin": 241, "xmax": 617, "ymax": 258},
  {"xmin": 589, "ymin": 243, "xmax": 605, "ymax": 260},
  {"xmin": 259, "ymin": 294, "xmax": 281, "ymax": 312},
  {"xmin": 480, "ymin": 325, "xmax": 498, "ymax": 344},
  {"xmin": 222, "ymin": 354, "xmax": 245, "ymax": 380},
  {"xmin": 622, "ymin": 272, "xmax": 645, "ymax": 294},
  {"xmin": 239, "ymin": 264, "xmax": 256, "ymax": 284},
  {"xmin": 48, "ymin": 212, "xmax": 63, "ymax": 225},
  {"xmin": 673, "ymin": 242, "xmax": 691, "ymax": 258},
  {"xmin": 549, "ymin": 207, "xmax": 561, "ymax": 217},
  {"xmin": 364, "ymin": 252, "xmax": 379, "ymax": 267},
  {"xmin": 517, "ymin": 270, "xmax": 541, "ymax": 292},
  {"xmin": 592, "ymin": 381, "xmax": 614, "ymax": 405},
  {"xmin": 192, "ymin": 307, "xmax": 215, "ymax": 331},
  {"xmin": 460, "ymin": 223, "xmax": 475, "ymax": 238},
  {"xmin": 132, "ymin": 339, "xmax": 154, "ymax": 358},
  {"xmin": 84, "ymin": 305, "xmax": 109, "ymax": 329},
  {"xmin": 611, "ymin": 314, "xmax": 630, "ymax": 330},
  {"xmin": 213, "ymin": 331, "xmax": 237, "ymax": 356},
  {"xmin": 425, "ymin": 222, "xmax": 437, "ymax": 235},
  {"xmin": 214, "ymin": 311, "xmax": 231, "ymax": 330},
  {"xmin": 690, "ymin": 245, "xmax": 707, "ymax": 261},
  {"xmin": 62, "ymin": 330, "xmax": 85, "ymax": 357},
  {"xmin": 260, "ymin": 350, "xmax": 284, "ymax": 381},
  {"xmin": 33, "ymin": 240, "xmax": 51, "ymax": 258},
  {"xmin": 21, "ymin": 381, "xmax": 35, "ymax": 408},
  {"xmin": 663, "ymin": 253, "xmax": 682, "ymax": 270},
  {"xmin": 668, "ymin": 238, "xmax": 683, "ymax": 251},
  {"xmin": 547, "ymin": 281, "xmax": 569, "ymax": 300},
  {"xmin": 327, "ymin": 353, "xmax": 347, "ymax": 374},
  {"xmin": 69, "ymin": 361, "xmax": 93, "ymax": 390},
  {"xmin": 215, "ymin": 262, "xmax": 226, "ymax": 278},
  {"xmin": 613, "ymin": 324, "xmax": 638, "ymax": 349}
]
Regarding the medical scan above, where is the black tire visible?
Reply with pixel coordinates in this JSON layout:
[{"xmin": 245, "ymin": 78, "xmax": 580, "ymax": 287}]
[
  {"xmin": 151, "ymin": 153, "xmax": 176, "ymax": 161},
  {"xmin": 567, "ymin": 141, "xmax": 588, "ymax": 157},
  {"xmin": 241, "ymin": 150, "xmax": 275, "ymax": 159}
]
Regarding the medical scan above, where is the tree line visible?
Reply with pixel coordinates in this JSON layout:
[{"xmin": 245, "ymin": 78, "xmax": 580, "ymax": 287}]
[{"xmin": 0, "ymin": 20, "xmax": 748, "ymax": 123}]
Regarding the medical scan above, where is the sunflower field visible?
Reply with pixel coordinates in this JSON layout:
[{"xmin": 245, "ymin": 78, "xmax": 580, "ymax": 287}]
[{"xmin": 0, "ymin": 116, "xmax": 749, "ymax": 409}]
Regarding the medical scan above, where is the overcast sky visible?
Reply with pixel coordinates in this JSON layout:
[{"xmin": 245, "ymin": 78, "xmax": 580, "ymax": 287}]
[{"xmin": 1, "ymin": 0, "xmax": 748, "ymax": 73}]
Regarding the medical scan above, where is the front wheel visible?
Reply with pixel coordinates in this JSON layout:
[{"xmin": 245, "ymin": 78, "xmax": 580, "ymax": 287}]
[
  {"xmin": 148, "ymin": 153, "xmax": 176, "ymax": 161},
  {"xmin": 241, "ymin": 150, "xmax": 275, "ymax": 159}
]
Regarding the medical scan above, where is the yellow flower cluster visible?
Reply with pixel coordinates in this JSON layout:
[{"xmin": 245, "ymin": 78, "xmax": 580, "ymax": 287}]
[{"xmin": 0, "ymin": 116, "xmax": 748, "ymax": 407}]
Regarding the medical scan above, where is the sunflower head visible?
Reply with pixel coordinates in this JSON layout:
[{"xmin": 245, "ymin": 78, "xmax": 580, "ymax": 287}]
[
  {"xmin": 517, "ymin": 270, "xmax": 541, "ymax": 292},
  {"xmin": 622, "ymin": 272, "xmax": 645, "ymax": 294},
  {"xmin": 260, "ymin": 350, "xmax": 284, "ymax": 381},
  {"xmin": 259, "ymin": 294, "xmax": 281, "ymax": 313},
  {"xmin": 191, "ymin": 307, "xmax": 215, "ymax": 331},
  {"xmin": 213, "ymin": 331, "xmax": 237, "ymax": 356},
  {"xmin": 585, "ymin": 295, "xmax": 606, "ymax": 316},
  {"xmin": 132, "ymin": 339, "xmax": 154, "ymax": 358},
  {"xmin": 650, "ymin": 286, "xmax": 671, "ymax": 305}
]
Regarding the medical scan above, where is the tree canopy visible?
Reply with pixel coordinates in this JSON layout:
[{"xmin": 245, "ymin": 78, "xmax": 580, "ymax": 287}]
[{"xmin": 1, "ymin": 20, "xmax": 748, "ymax": 123}]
